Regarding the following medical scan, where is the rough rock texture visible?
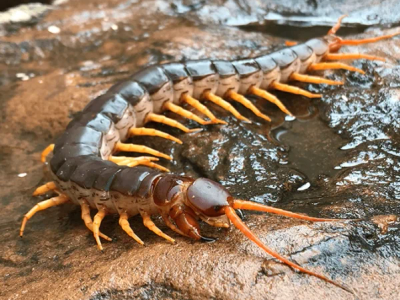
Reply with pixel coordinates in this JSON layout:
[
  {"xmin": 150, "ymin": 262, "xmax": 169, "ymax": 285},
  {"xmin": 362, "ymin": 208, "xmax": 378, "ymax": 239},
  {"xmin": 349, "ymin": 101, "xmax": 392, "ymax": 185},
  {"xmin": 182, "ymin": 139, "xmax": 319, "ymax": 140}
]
[{"xmin": 1, "ymin": 1, "xmax": 400, "ymax": 299}]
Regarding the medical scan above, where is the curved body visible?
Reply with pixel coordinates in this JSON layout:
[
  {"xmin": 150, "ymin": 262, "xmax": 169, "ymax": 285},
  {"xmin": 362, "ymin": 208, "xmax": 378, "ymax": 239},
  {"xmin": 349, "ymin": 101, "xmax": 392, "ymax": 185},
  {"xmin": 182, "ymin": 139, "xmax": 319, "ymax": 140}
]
[
  {"xmin": 50, "ymin": 38, "xmax": 329, "ymax": 213},
  {"xmin": 22, "ymin": 16, "xmax": 399, "ymax": 292}
]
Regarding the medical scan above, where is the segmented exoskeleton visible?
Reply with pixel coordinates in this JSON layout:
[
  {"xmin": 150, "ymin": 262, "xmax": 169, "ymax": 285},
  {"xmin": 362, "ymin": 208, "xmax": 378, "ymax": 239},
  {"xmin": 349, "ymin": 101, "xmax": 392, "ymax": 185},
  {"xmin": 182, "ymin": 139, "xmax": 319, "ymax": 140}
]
[{"xmin": 21, "ymin": 16, "xmax": 399, "ymax": 292}]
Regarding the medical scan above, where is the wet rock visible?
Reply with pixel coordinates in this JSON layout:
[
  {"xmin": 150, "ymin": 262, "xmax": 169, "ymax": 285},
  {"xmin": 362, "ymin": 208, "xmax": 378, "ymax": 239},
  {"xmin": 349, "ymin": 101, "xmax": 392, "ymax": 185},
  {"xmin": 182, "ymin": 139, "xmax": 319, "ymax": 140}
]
[{"xmin": 1, "ymin": 0, "xmax": 400, "ymax": 300}]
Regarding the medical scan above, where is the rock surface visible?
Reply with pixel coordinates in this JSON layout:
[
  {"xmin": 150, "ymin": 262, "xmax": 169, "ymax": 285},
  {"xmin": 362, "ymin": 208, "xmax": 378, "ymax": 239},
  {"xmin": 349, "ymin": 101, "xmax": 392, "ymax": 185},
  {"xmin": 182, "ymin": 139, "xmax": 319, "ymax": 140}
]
[{"xmin": 1, "ymin": 1, "xmax": 400, "ymax": 299}]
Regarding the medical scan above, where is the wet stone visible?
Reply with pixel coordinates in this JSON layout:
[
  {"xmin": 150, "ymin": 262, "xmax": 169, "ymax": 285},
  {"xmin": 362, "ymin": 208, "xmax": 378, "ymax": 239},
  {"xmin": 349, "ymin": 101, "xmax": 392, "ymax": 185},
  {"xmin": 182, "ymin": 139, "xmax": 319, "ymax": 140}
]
[{"xmin": 1, "ymin": 0, "xmax": 400, "ymax": 300}]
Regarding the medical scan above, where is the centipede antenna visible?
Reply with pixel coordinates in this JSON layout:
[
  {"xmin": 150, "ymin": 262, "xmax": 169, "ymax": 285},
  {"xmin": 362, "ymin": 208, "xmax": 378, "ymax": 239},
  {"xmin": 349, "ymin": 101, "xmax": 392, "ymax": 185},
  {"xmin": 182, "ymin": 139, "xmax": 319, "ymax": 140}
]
[
  {"xmin": 224, "ymin": 207, "xmax": 353, "ymax": 294},
  {"xmin": 129, "ymin": 128, "xmax": 182, "ymax": 144},
  {"xmin": 80, "ymin": 199, "xmax": 112, "ymax": 241},
  {"xmin": 324, "ymin": 53, "xmax": 386, "ymax": 62},
  {"xmin": 203, "ymin": 91, "xmax": 251, "ymax": 123},
  {"xmin": 232, "ymin": 200, "xmax": 339, "ymax": 222},
  {"xmin": 93, "ymin": 208, "xmax": 107, "ymax": 250},
  {"xmin": 181, "ymin": 93, "xmax": 227, "ymax": 125},
  {"xmin": 290, "ymin": 73, "xmax": 344, "ymax": 85},
  {"xmin": 227, "ymin": 90, "xmax": 272, "ymax": 122},
  {"xmin": 20, "ymin": 194, "xmax": 69, "ymax": 237},
  {"xmin": 119, "ymin": 212, "xmax": 144, "ymax": 245},
  {"xmin": 338, "ymin": 32, "xmax": 400, "ymax": 46},
  {"xmin": 271, "ymin": 82, "xmax": 322, "ymax": 98},
  {"xmin": 249, "ymin": 86, "xmax": 293, "ymax": 116},
  {"xmin": 145, "ymin": 113, "xmax": 202, "ymax": 133},
  {"xmin": 41, "ymin": 144, "xmax": 55, "ymax": 163},
  {"xmin": 163, "ymin": 102, "xmax": 211, "ymax": 125},
  {"xmin": 308, "ymin": 62, "xmax": 365, "ymax": 74},
  {"xmin": 115, "ymin": 142, "xmax": 172, "ymax": 160},
  {"xmin": 328, "ymin": 14, "xmax": 348, "ymax": 35},
  {"xmin": 32, "ymin": 181, "xmax": 57, "ymax": 196},
  {"xmin": 140, "ymin": 209, "xmax": 176, "ymax": 244}
]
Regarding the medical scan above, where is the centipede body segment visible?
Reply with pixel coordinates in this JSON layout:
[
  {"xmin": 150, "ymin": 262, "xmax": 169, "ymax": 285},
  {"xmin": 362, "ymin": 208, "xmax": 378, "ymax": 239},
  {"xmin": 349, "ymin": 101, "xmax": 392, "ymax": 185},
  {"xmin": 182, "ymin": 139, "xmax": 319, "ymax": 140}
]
[{"xmin": 21, "ymin": 16, "xmax": 399, "ymax": 293}]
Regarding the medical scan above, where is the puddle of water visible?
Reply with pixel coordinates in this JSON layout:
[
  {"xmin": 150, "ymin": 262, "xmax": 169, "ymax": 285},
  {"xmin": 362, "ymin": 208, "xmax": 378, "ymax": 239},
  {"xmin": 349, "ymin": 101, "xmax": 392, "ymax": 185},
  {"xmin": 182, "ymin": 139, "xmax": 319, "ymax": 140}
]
[{"xmin": 272, "ymin": 115, "xmax": 349, "ymax": 183}]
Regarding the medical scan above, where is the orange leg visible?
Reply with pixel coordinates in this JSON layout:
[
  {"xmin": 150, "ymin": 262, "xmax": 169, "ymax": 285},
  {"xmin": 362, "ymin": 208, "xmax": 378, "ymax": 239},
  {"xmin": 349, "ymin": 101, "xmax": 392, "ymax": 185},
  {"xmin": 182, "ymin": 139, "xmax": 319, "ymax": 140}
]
[
  {"xmin": 129, "ymin": 127, "xmax": 182, "ymax": 144},
  {"xmin": 140, "ymin": 209, "xmax": 175, "ymax": 244},
  {"xmin": 145, "ymin": 113, "xmax": 201, "ymax": 133},
  {"xmin": 127, "ymin": 161, "xmax": 170, "ymax": 172},
  {"xmin": 119, "ymin": 212, "xmax": 144, "ymax": 245},
  {"xmin": 224, "ymin": 207, "xmax": 351, "ymax": 293},
  {"xmin": 271, "ymin": 82, "xmax": 322, "ymax": 98},
  {"xmin": 20, "ymin": 194, "xmax": 69, "ymax": 237},
  {"xmin": 324, "ymin": 53, "xmax": 385, "ymax": 62},
  {"xmin": 227, "ymin": 90, "xmax": 271, "ymax": 122},
  {"xmin": 163, "ymin": 102, "xmax": 210, "ymax": 125},
  {"xmin": 203, "ymin": 91, "xmax": 251, "ymax": 123},
  {"xmin": 290, "ymin": 73, "xmax": 343, "ymax": 85},
  {"xmin": 109, "ymin": 156, "xmax": 170, "ymax": 172},
  {"xmin": 249, "ymin": 86, "xmax": 293, "ymax": 116},
  {"xmin": 285, "ymin": 41, "xmax": 298, "ymax": 46},
  {"xmin": 181, "ymin": 93, "xmax": 227, "ymax": 125},
  {"xmin": 308, "ymin": 62, "xmax": 365, "ymax": 74},
  {"xmin": 41, "ymin": 144, "xmax": 54, "ymax": 163},
  {"xmin": 32, "ymin": 181, "xmax": 57, "ymax": 196},
  {"xmin": 93, "ymin": 208, "xmax": 107, "ymax": 250},
  {"xmin": 79, "ymin": 199, "xmax": 112, "ymax": 241},
  {"xmin": 114, "ymin": 142, "xmax": 172, "ymax": 160}
]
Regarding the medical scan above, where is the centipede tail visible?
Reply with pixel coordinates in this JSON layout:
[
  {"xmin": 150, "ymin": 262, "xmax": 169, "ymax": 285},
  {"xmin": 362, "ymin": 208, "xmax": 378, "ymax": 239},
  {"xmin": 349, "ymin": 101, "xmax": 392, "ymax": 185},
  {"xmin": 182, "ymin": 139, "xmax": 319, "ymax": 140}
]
[{"xmin": 22, "ymin": 15, "xmax": 399, "ymax": 293}]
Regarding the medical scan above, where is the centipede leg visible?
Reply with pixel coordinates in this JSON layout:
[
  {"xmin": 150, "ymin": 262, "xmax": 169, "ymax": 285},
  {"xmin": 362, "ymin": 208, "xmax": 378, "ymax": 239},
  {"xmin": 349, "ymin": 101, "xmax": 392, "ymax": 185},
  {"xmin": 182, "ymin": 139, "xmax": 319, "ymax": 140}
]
[
  {"xmin": 227, "ymin": 90, "xmax": 271, "ymax": 122},
  {"xmin": 109, "ymin": 156, "xmax": 170, "ymax": 172},
  {"xmin": 290, "ymin": 73, "xmax": 343, "ymax": 85},
  {"xmin": 249, "ymin": 86, "xmax": 293, "ymax": 116},
  {"xmin": 119, "ymin": 212, "xmax": 144, "ymax": 245},
  {"xmin": 129, "ymin": 128, "xmax": 182, "ymax": 144},
  {"xmin": 309, "ymin": 62, "xmax": 365, "ymax": 74},
  {"xmin": 285, "ymin": 41, "xmax": 298, "ymax": 46},
  {"xmin": 41, "ymin": 144, "xmax": 55, "ymax": 163},
  {"xmin": 181, "ymin": 93, "xmax": 227, "ymax": 125},
  {"xmin": 114, "ymin": 142, "xmax": 172, "ymax": 160},
  {"xmin": 93, "ymin": 208, "xmax": 107, "ymax": 250},
  {"xmin": 79, "ymin": 200, "xmax": 112, "ymax": 241},
  {"xmin": 271, "ymin": 82, "xmax": 322, "ymax": 98},
  {"xmin": 203, "ymin": 91, "xmax": 251, "ymax": 123},
  {"xmin": 140, "ymin": 209, "xmax": 175, "ymax": 244},
  {"xmin": 32, "ymin": 181, "xmax": 57, "ymax": 196},
  {"xmin": 20, "ymin": 194, "xmax": 69, "ymax": 237},
  {"xmin": 145, "ymin": 113, "xmax": 201, "ymax": 133},
  {"xmin": 163, "ymin": 102, "xmax": 210, "ymax": 125}
]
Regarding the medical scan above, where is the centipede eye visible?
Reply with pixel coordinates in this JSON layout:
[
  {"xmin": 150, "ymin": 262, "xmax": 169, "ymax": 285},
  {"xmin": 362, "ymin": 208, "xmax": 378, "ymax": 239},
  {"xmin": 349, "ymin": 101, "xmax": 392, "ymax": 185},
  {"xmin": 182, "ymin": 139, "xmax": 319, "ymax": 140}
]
[
  {"xmin": 213, "ymin": 205, "xmax": 222, "ymax": 211},
  {"xmin": 186, "ymin": 178, "xmax": 230, "ymax": 217}
]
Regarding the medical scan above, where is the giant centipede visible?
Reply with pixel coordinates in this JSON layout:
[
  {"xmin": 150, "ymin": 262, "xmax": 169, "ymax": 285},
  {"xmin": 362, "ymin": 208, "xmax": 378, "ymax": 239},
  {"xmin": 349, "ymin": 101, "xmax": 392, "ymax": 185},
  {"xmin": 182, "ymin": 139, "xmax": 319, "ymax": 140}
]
[{"xmin": 20, "ymin": 16, "xmax": 399, "ymax": 292}]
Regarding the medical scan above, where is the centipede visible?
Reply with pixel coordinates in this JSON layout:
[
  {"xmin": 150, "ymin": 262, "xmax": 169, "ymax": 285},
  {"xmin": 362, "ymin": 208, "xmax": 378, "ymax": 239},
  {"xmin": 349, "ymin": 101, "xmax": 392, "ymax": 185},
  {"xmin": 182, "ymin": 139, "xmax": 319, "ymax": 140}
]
[{"xmin": 20, "ymin": 16, "xmax": 399, "ymax": 293}]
